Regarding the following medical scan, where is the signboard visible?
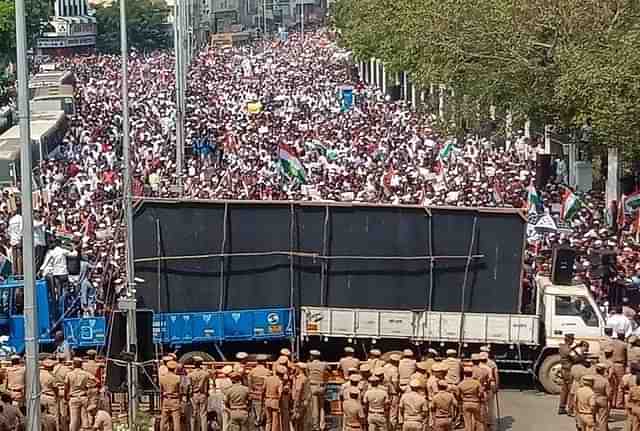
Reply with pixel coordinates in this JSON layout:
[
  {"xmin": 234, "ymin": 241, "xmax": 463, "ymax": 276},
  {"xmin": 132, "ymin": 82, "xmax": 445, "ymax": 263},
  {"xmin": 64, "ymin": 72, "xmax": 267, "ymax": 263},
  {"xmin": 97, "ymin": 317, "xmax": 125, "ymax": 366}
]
[{"xmin": 37, "ymin": 36, "xmax": 96, "ymax": 48}]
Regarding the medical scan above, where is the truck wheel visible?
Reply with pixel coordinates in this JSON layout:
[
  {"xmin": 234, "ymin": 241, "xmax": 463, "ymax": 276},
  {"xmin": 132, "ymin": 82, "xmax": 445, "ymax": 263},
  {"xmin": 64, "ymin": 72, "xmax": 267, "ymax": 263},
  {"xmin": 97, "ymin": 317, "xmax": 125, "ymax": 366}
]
[
  {"xmin": 180, "ymin": 350, "xmax": 215, "ymax": 365},
  {"xmin": 539, "ymin": 354, "xmax": 563, "ymax": 395}
]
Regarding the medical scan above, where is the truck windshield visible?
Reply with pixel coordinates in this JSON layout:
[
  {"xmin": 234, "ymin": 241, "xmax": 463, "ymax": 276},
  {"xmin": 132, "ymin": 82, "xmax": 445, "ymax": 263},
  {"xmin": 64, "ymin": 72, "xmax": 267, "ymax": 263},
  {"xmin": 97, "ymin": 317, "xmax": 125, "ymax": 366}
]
[{"xmin": 556, "ymin": 295, "xmax": 599, "ymax": 327}]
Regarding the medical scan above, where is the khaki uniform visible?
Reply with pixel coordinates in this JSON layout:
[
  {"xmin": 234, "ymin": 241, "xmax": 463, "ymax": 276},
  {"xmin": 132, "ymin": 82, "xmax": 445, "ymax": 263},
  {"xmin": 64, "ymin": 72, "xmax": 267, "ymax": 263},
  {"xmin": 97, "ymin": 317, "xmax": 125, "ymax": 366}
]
[
  {"xmin": 343, "ymin": 398, "xmax": 365, "ymax": 430},
  {"xmin": 383, "ymin": 363, "xmax": 400, "ymax": 429},
  {"xmin": 279, "ymin": 375, "xmax": 292, "ymax": 431},
  {"xmin": 442, "ymin": 358, "xmax": 463, "ymax": 386},
  {"xmin": 340, "ymin": 356, "xmax": 361, "ymax": 380},
  {"xmin": 426, "ymin": 376, "xmax": 440, "ymax": 402},
  {"xmin": 160, "ymin": 371, "xmax": 182, "ymax": 431},
  {"xmin": 424, "ymin": 359, "xmax": 437, "ymax": 376},
  {"xmin": 65, "ymin": 368, "xmax": 91, "ymax": 431},
  {"xmin": 431, "ymin": 390, "xmax": 456, "ymax": 431},
  {"xmin": 6, "ymin": 365, "xmax": 25, "ymax": 407},
  {"xmin": 591, "ymin": 374, "xmax": 610, "ymax": 431},
  {"xmin": 54, "ymin": 363, "xmax": 71, "ymax": 431},
  {"xmin": 629, "ymin": 347, "xmax": 640, "ymax": 370},
  {"xmin": 40, "ymin": 369, "xmax": 60, "ymax": 426},
  {"xmin": 570, "ymin": 365, "xmax": 595, "ymax": 412},
  {"xmin": 368, "ymin": 359, "xmax": 385, "ymax": 374},
  {"xmin": 42, "ymin": 412, "xmax": 57, "ymax": 431},
  {"xmin": 263, "ymin": 375, "xmax": 283, "ymax": 431},
  {"xmin": 458, "ymin": 377, "xmax": 484, "ymax": 431},
  {"xmin": 189, "ymin": 368, "xmax": 210, "ymax": 431},
  {"xmin": 363, "ymin": 387, "xmax": 388, "ymax": 431},
  {"xmin": 292, "ymin": 373, "xmax": 311, "ymax": 431},
  {"xmin": 610, "ymin": 339, "xmax": 627, "ymax": 409},
  {"xmin": 92, "ymin": 410, "xmax": 113, "ymax": 431},
  {"xmin": 82, "ymin": 360, "xmax": 101, "ymax": 407},
  {"xmin": 628, "ymin": 386, "xmax": 640, "ymax": 431},
  {"xmin": 408, "ymin": 373, "xmax": 427, "ymax": 393},
  {"xmin": 226, "ymin": 382, "xmax": 250, "ymax": 431},
  {"xmin": 308, "ymin": 360, "xmax": 327, "ymax": 431},
  {"xmin": 576, "ymin": 385, "xmax": 596, "ymax": 431},
  {"xmin": 399, "ymin": 390, "xmax": 428, "ymax": 431},
  {"xmin": 559, "ymin": 342, "xmax": 576, "ymax": 412},
  {"xmin": 248, "ymin": 364, "xmax": 271, "ymax": 431},
  {"xmin": 398, "ymin": 359, "xmax": 417, "ymax": 391},
  {"xmin": 2, "ymin": 401, "xmax": 23, "ymax": 430}
]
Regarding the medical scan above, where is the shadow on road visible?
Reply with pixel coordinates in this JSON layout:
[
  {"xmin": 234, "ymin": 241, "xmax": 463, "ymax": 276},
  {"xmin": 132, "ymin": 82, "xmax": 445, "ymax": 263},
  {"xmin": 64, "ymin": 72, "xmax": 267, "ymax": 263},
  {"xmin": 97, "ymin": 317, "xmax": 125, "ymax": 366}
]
[{"xmin": 498, "ymin": 415, "xmax": 515, "ymax": 430}]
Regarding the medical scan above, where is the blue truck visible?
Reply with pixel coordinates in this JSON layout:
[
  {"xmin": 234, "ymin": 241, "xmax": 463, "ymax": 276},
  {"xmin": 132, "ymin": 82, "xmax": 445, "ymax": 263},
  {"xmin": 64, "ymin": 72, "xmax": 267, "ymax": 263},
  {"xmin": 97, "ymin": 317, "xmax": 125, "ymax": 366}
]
[{"xmin": 0, "ymin": 278, "xmax": 294, "ymax": 360}]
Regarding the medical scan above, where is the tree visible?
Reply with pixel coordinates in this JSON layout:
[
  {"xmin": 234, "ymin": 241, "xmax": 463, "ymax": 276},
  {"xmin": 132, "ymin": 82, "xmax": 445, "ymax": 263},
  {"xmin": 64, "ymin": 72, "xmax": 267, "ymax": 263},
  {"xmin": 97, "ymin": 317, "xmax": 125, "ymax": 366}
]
[
  {"xmin": 0, "ymin": 0, "xmax": 49, "ymax": 65},
  {"xmin": 333, "ymin": 0, "xmax": 640, "ymax": 153},
  {"xmin": 95, "ymin": 0, "xmax": 170, "ymax": 54}
]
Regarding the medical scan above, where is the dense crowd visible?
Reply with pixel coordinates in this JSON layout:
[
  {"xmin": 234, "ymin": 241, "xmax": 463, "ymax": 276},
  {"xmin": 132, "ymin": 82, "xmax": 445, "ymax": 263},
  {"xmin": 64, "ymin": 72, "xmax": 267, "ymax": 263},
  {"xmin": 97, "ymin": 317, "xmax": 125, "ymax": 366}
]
[{"xmin": 0, "ymin": 29, "xmax": 637, "ymax": 320}]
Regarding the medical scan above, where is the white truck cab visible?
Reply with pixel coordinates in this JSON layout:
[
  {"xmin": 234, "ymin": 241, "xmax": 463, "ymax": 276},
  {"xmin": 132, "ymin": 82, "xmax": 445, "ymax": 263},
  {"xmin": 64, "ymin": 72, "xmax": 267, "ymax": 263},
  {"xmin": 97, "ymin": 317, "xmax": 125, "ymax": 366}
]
[{"xmin": 535, "ymin": 276, "xmax": 606, "ymax": 393}]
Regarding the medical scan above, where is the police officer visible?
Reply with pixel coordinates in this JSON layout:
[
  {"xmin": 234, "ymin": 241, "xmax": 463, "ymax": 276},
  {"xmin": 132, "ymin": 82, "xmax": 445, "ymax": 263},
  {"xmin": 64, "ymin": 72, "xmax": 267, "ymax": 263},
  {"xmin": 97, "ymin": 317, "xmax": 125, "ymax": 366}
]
[
  {"xmin": 53, "ymin": 353, "xmax": 71, "ymax": 431},
  {"xmin": 1, "ymin": 390, "xmax": 24, "ymax": 430},
  {"xmin": 384, "ymin": 354, "xmax": 401, "ymax": 430},
  {"xmin": 627, "ymin": 384, "xmax": 640, "ymax": 431},
  {"xmin": 398, "ymin": 349, "xmax": 416, "ymax": 393},
  {"xmin": 399, "ymin": 379, "xmax": 428, "ymax": 431},
  {"xmin": 340, "ymin": 347, "xmax": 361, "ymax": 380},
  {"xmin": 83, "ymin": 350, "xmax": 101, "ymax": 412},
  {"xmin": 478, "ymin": 352, "xmax": 496, "ymax": 429},
  {"xmin": 40, "ymin": 359, "xmax": 60, "ymax": 429},
  {"xmin": 160, "ymin": 360, "xmax": 182, "ymax": 431},
  {"xmin": 86, "ymin": 402, "xmax": 112, "ymax": 431},
  {"xmin": 64, "ymin": 357, "xmax": 90, "ymax": 431},
  {"xmin": 358, "ymin": 365, "xmax": 371, "ymax": 398},
  {"xmin": 188, "ymin": 356, "xmax": 210, "ymax": 431},
  {"xmin": 249, "ymin": 354, "xmax": 271, "ymax": 431},
  {"xmin": 235, "ymin": 352, "xmax": 250, "ymax": 385},
  {"xmin": 263, "ymin": 365, "xmax": 284, "ymax": 431},
  {"xmin": 343, "ymin": 387, "xmax": 365, "ymax": 431},
  {"xmin": 273, "ymin": 349, "xmax": 291, "ymax": 373},
  {"xmin": 362, "ymin": 375, "xmax": 388, "ymax": 431},
  {"xmin": 6, "ymin": 355, "xmax": 25, "ymax": 409},
  {"xmin": 368, "ymin": 350, "xmax": 384, "ymax": 373},
  {"xmin": 442, "ymin": 350, "xmax": 462, "ymax": 387},
  {"xmin": 576, "ymin": 375, "xmax": 596, "ymax": 431},
  {"xmin": 307, "ymin": 350, "xmax": 327, "ymax": 431},
  {"xmin": 431, "ymin": 380, "xmax": 457, "ymax": 431},
  {"xmin": 428, "ymin": 364, "xmax": 447, "ymax": 403},
  {"xmin": 423, "ymin": 349, "xmax": 439, "ymax": 376},
  {"xmin": 340, "ymin": 368, "xmax": 360, "ymax": 402},
  {"xmin": 592, "ymin": 363, "xmax": 611, "ymax": 431},
  {"xmin": 159, "ymin": 355, "xmax": 172, "ymax": 378},
  {"xmin": 292, "ymin": 362, "xmax": 311, "ymax": 431},
  {"xmin": 458, "ymin": 366, "xmax": 484, "ymax": 431},
  {"xmin": 226, "ymin": 371, "xmax": 250, "ymax": 431},
  {"xmin": 610, "ymin": 331, "xmax": 628, "ymax": 410},
  {"xmin": 558, "ymin": 333, "xmax": 577, "ymax": 415},
  {"xmin": 409, "ymin": 362, "xmax": 428, "ymax": 392},
  {"xmin": 630, "ymin": 337, "xmax": 640, "ymax": 373},
  {"xmin": 214, "ymin": 365, "xmax": 234, "ymax": 431}
]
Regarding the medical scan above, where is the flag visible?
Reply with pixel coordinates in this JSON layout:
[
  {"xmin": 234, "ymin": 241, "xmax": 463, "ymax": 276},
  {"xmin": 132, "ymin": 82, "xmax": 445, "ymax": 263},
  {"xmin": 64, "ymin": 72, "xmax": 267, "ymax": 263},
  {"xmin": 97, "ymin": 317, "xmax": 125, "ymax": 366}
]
[
  {"xmin": 527, "ymin": 183, "xmax": 542, "ymax": 213},
  {"xmin": 560, "ymin": 187, "xmax": 580, "ymax": 221},
  {"xmin": 279, "ymin": 145, "xmax": 307, "ymax": 183},
  {"xmin": 436, "ymin": 142, "xmax": 454, "ymax": 162}
]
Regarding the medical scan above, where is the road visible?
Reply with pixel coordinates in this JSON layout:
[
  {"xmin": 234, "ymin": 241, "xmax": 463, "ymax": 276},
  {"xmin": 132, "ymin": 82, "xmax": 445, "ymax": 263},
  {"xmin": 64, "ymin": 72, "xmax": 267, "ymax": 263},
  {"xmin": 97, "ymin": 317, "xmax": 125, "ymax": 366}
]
[{"xmin": 498, "ymin": 388, "xmax": 626, "ymax": 431}]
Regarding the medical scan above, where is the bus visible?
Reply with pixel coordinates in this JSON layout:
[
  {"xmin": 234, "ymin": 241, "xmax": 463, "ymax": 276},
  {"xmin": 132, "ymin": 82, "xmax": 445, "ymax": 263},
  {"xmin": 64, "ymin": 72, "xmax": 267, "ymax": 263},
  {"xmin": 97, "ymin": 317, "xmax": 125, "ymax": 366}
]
[
  {"xmin": 31, "ymin": 84, "xmax": 75, "ymax": 115},
  {"xmin": 0, "ymin": 111, "xmax": 68, "ymax": 184}
]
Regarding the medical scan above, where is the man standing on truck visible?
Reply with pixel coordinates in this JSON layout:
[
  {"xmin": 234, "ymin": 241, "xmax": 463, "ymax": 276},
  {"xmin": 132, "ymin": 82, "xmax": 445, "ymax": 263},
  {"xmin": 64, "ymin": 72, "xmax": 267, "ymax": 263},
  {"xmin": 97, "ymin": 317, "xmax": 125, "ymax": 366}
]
[
  {"xmin": 307, "ymin": 350, "xmax": 327, "ymax": 431},
  {"xmin": 249, "ymin": 354, "xmax": 270, "ymax": 431},
  {"xmin": 559, "ymin": 333, "xmax": 578, "ymax": 415},
  {"xmin": 340, "ymin": 347, "xmax": 360, "ymax": 380}
]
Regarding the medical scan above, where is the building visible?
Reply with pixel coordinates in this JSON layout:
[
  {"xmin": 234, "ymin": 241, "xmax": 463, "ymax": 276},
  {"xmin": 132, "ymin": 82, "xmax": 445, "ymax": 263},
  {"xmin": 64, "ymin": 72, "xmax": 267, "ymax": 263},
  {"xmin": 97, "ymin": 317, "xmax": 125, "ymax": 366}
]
[{"xmin": 37, "ymin": 0, "xmax": 97, "ymax": 56}]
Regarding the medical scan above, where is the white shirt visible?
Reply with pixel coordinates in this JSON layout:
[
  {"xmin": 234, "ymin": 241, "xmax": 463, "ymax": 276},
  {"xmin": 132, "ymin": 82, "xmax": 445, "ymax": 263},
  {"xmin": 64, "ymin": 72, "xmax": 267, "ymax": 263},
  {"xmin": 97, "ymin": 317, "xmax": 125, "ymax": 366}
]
[
  {"xmin": 607, "ymin": 313, "xmax": 633, "ymax": 338},
  {"xmin": 40, "ymin": 246, "xmax": 71, "ymax": 276},
  {"xmin": 8, "ymin": 214, "xmax": 22, "ymax": 247},
  {"xmin": 33, "ymin": 220, "xmax": 46, "ymax": 247}
]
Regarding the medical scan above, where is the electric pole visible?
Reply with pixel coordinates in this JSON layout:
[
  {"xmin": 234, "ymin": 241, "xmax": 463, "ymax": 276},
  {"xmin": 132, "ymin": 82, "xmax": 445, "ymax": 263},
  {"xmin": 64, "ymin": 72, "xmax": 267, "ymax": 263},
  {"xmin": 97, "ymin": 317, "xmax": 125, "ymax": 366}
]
[
  {"xmin": 175, "ymin": 0, "xmax": 186, "ymax": 194},
  {"xmin": 119, "ymin": 0, "xmax": 138, "ymax": 425},
  {"xmin": 15, "ymin": 0, "xmax": 40, "ymax": 430}
]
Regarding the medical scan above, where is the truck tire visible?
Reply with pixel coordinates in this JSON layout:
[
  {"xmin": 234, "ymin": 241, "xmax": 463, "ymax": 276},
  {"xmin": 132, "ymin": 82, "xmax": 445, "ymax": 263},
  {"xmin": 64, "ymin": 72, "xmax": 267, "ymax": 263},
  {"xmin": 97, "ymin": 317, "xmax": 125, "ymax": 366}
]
[
  {"xmin": 538, "ymin": 354, "xmax": 563, "ymax": 395},
  {"xmin": 180, "ymin": 350, "xmax": 215, "ymax": 365}
]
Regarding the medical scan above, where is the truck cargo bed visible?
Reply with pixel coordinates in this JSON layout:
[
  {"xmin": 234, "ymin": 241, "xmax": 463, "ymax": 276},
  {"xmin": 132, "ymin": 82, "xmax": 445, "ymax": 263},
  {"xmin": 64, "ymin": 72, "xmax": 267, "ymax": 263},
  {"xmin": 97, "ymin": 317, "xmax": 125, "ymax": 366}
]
[{"xmin": 301, "ymin": 306, "xmax": 539, "ymax": 345}]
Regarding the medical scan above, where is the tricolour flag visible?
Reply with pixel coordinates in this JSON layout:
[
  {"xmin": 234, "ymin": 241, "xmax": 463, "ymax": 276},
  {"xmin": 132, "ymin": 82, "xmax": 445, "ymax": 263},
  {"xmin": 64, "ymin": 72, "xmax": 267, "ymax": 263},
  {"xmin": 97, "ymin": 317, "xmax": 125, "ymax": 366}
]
[
  {"xmin": 279, "ymin": 145, "xmax": 307, "ymax": 183},
  {"xmin": 527, "ymin": 183, "xmax": 542, "ymax": 213},
  {"xmin": 436, "ymin": 142, "xmax": 454, "ymax": 161},
  {"xmin": 560, "ymin": 186, "xmax": 580, "ymax": 221}
]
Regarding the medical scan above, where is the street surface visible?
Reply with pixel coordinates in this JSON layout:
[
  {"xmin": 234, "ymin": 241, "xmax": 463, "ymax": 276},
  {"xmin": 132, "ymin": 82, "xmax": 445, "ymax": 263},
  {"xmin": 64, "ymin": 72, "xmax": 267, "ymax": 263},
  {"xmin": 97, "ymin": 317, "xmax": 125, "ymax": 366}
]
[{"xmin": 498, "ymin": 384, "xmax": 625, "ymax": 431}]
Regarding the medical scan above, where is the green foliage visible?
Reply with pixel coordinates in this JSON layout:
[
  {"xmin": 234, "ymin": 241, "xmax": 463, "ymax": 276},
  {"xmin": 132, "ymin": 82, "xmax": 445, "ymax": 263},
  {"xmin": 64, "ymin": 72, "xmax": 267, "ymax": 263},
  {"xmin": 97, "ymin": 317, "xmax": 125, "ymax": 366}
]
[
  {"xmin": 0, "ymin": 0, "xmax": 49, "ymax": 62},
  {"xmin": 334, "ymin": 0, "xmax": 640, "ymax": 152},
  {"xmin": 95, "ymin": 0, "xmax": 170, "ymax": 54}
]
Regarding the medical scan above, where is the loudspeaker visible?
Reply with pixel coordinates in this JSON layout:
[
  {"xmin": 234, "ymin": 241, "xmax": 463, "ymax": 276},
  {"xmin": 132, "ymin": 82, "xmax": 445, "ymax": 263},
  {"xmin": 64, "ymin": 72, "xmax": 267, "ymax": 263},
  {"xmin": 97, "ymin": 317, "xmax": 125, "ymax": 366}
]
[
  {"xmin": 106, "ymin": 309, "xmax": 155, "ymax": 393},
  {"xmin": 552, "ymin": 247, "xmax": 575, "ymax": 285},
  {"xmin": 536, "ymin": 154, "xmax": 552, "ymax": 190}
]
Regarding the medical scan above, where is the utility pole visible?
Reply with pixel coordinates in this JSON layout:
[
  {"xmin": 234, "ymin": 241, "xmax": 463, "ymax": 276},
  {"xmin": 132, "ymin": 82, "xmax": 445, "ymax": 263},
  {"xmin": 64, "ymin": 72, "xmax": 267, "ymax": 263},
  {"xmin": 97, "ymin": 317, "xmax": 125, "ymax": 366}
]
[
  {"xmin": 15, "ymin": 1, "xmax": 39, "ymax": 430},
  {"xmin": 263, "ymin": 0, "xmax": 267, "ymax": 38},
  {"xmin": 300, "ymin": 0, "xmax": 303, "ymax": 37},
  {"xmin": 175, "ymin": 0, "xmax": 185, "ymax": 194},
  {"xmin": 120, "ymin": 0, "xmax": 138, "ymax": 426}
]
